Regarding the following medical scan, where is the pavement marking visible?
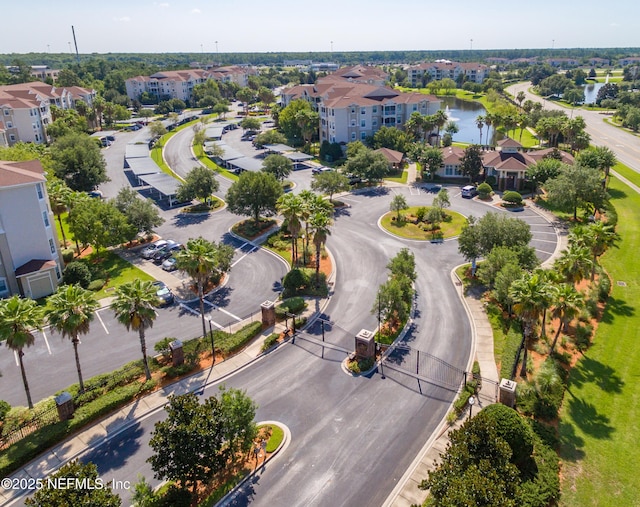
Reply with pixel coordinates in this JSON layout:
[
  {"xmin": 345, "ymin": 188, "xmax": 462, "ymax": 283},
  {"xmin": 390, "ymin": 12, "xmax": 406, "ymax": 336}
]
[
  {"xmin": 534, "ymin": 238, "xmax": 559, "ymax": 244},
  {"xmin": 213, "ymin": 306, "xmax": 242, "ymax": 322},
  {"xmin": 95, "ymin": 309, "xmax": 110, "ymax": 335},
  {"xmin": 42, "ymin": 328, "xmax": 52, "ymax": 355},
  {"xmin": 203, "ymin": 299, "xmax": 216, "ymax": 308},
  {"xmin": 179, "ymin": 302, "xmax": 200, "ymax": 316},
  {"xmin": 231, "ymin": 245, "xmax": 258, "ymax": 267},
  {"xmin": 409, "ymin": 186, "xmax": 421, "ymax": 195},
  {"xmin": 339, "ymin": 196, "xmax": 360, "ymax": 203},
  {"xmin": 536, "ymin": 247, "xmax": 556, "ymax": 255}
]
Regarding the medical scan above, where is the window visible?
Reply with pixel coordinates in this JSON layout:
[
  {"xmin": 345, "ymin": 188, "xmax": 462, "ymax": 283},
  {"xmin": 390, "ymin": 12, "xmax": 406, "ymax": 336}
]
[
  {"xmin": 3, "ymin": 109, "xmax": 9, "ymax": 116},
  {"xmin": 351, "ymin": 132, "xmax": 356, "ymax": 140},
  {"xmin": 55, "ymin": 265, "xmax": 61, "ymax": 279},
  {"xmin": 372, "ymin": 106, "xmax": 378, "ymax": 113},
  {"xmin": 373, "ymin": 118, "xmax": 378, "ymax": 127},
  {"xmin": 361, "ymin": 108, "xmax": 366, "ymax": 115},
  {"xmin": 351, "ymin": 119, "xmax": 356, "ymax": 127},
  {"xmin": 351, "ymin": 107, "xmax": 355, "ymax": 114},
  {"xmin": 43, "ymin": 211, "xmax": 50, "ymax": 227},
  {"xmin": 0, "ymin": 277, "xmax": 8, "ymax": 294},
  {"xmin": 9, "ymin": 135, "xmax": 15, "ymax": 142},
  {"xmin": 6, "ymin": 121, "xmax": 12, "ymax": 128},
  {"xmin": 361, "ymin": 120, "xmax": 366, "ymax": 128},
  {"xmin": 361, "ymin": 132, "xmax": 366, "ymax": 140},
  {"xmin": 36, "ymin": 183, "xmax": 43, "ymax": 199},
  {"xmin": 49, "ymin": 238, "xmax": 55, "ymax": 254}
]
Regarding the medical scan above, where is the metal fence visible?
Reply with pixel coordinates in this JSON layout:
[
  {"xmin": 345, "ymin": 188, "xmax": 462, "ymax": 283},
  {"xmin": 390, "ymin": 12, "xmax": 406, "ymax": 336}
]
[{"xmin": 0, "ymin": 404, "xmax": 59, "ymax": 450}]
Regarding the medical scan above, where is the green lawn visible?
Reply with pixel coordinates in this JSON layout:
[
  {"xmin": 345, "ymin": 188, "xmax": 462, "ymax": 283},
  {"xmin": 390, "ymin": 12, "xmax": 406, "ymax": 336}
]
[
  {"xmin": 558, "ymin": 175, "xmax": 640, "ymax": 506},
  {"xmin": 193, "ymin": 142, "xmax": 239, "ymax": 182},
  {"xmin": 53, "ymin": 212, "xmax": 72, "ymax": 249},
  {"xmin": 384, "ymin": 169, "xmax": 408, "ymax": 184},
  {"xmin": 380, "ymin": 207, "xmax": 465, "ymax": 240},
  {"xmin": 86, "ymin": 251, "xmax": 155, "ymax": 300}
]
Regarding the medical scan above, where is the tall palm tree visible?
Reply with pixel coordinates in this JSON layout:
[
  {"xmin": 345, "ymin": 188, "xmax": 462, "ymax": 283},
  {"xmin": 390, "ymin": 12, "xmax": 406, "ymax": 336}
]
[
  {"xmin": 475, "ymin": 115, "xmax": 485, "ymax": 146},
  {"xmin": 112, "ymin": 280, "xmax": 160, "ymax": 381},
  {"xmin": 484, "ymin": 113, "xmax": 494, "ymax": 147},
  {"xmin": 47, "ymin": 179, "xmax": 72, "ymax": 248},
  {"xmin": 550, "ymin": 284, "xmax": 584, "ymax": 352},
  {"xmin": 276, "ymin": 193, "xmax": 303, "ymax": 266},
  {"xmin": 594, "ymin": 146, "xmax": 617, "ymax": 186},
  {"xmin": 554, "ymin": 243, "xmax": 593, "ymax": 285},
  {"xmin": 532, "ymin": 268, "xmax": 557, "ymax": 339},
  {"xmin": 516, "ymin": 91, "xmax": 526, "ymax": 109},
  {"xmin": 310, "ymin": 211, "xmax": 333, "ymax": 285},
  {"xmin": 46, "ymin": 284, "xmax": 99, "ymax": 392},
  {"xmin": 510, "ymin": 272, "xmax": 547, "ymax": 377},
  {"xmin": 175, "ymin": 237, "xmax": 233, "ymax": 339},
  {"xmin": 433, "ymin": 109, "xmax": 448, "ymax": 146},
  {"xmin": 0, "ymin": 296, "xmax": 43, "ymax": 408},
  {"xmin": 570, "ymin": 221, "xmax": 619, "ymax": 280}
]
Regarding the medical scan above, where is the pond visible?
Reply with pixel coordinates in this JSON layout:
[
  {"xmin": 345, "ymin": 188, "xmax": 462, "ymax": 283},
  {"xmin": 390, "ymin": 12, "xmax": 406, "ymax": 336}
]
[
  {"xmin": 438, "ymin": 96, "xmax": 493, "ymax": 145},
  {"xmin": 583, "ymin": 82, "xmax": 604, "ymax": 104}
]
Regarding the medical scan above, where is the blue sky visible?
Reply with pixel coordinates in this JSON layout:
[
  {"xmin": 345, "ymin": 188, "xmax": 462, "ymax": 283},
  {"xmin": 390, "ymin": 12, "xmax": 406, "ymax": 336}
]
[{"xmin": 4, "ymin": 0, "xmax": 639, "ymax": 54}]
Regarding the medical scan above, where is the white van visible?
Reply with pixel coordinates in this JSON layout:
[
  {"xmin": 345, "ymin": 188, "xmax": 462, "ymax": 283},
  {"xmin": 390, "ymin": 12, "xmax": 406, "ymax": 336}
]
[{"xmin": 461, "ymin": 185, "xmax": 478, "ymax": 198}]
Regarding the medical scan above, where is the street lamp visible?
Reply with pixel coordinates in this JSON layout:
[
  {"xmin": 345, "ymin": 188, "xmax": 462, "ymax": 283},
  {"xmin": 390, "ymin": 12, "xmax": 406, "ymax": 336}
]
[
  {"xmin": 468, "ymin": 395, "xmax": 475, "ymax": 420},
  {"xmin": 208, "ymin": 319, "xmax": 215, "ymax": 367}
]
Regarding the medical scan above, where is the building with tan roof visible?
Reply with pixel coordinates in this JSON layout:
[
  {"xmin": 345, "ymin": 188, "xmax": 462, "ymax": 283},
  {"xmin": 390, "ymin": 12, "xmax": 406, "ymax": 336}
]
[
  {"xmin": 281, "ymin": 66, "xmax": 440, "ymax": 144},
  {"xmin": 125, "ymin": 66, "xmax": 257, "ymax": 103},
  {"xmin": 437, "ymin": 138, "xmax": 574, "ymax": 190},
  {"xmin": 407, "ymin": 61, "xmax": 490, "ymax": 87},
  {"xmin": 0, "ymin": 159, "xmax": 63, "ymax": 299},
  {"xmin": 0, "ymin": 81, "xmax": 95, "ymax": 146}
]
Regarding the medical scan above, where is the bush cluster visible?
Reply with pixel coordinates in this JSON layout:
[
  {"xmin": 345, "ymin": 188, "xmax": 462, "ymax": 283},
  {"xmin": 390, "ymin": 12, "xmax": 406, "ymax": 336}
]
[
  {"xmin": 214, "ymin": 321, "xmax": 263, "ymax": 355},
  {"xmin": 282, "ymin": 268, "xmax": 328, "ymax": 298},
  {"xmin": 275, "ymin": 297, "xmax": 306, "ymax": 319}
]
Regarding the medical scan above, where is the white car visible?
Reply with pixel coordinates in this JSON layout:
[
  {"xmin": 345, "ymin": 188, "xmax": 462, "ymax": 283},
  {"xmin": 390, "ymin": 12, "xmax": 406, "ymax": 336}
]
[{"xmin": 140, "ymin": 240, "xmax": 168, "ymax": 259}]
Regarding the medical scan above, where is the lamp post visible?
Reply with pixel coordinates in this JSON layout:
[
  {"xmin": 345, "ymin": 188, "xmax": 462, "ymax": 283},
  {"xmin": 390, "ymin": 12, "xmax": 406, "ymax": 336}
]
[
  {"xmin": 208, "ymin": 319, "xmax": 215, "ymax": 367},
  {"xmin": 468, "ymin": 395, "xmax": 475, "ymax": 420}
]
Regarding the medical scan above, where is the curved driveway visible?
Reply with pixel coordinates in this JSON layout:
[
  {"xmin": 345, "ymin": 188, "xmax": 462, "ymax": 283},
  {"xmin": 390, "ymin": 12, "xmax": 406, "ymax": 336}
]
[{"xmin": 79, "ymin": 183, "xmax": 558, "ymax": 507}]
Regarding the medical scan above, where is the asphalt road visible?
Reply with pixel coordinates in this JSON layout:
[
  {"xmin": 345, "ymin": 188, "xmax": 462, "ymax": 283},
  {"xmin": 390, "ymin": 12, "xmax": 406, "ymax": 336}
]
[
  {"xmin": 73, "ymin": 185, "xmax": 558, "ymax": 507},
  {"xmin": 506, "ymin": 82, "xmax": 640, "ymax": 173}
]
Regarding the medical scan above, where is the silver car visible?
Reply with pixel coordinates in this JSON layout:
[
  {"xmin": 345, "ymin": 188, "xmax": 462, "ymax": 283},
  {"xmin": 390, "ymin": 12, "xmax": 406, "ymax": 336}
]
[{"xmin": 140, "ymin": 240, "xmax": 168, "ymax": 259}]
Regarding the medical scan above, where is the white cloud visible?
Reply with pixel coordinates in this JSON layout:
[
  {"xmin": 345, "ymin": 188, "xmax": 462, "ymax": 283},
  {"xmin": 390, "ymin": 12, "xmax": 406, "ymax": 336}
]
[
  {"xmin": 159, "ymin": 2, "xmax": 169, "ymax": 7},
  {"xmin": 191, "ymin": 8, "xmax": 201, "ymax": 13},
  {"xmin": 114, "ymin": 16, "xmax": 131, "ymax": 22}
]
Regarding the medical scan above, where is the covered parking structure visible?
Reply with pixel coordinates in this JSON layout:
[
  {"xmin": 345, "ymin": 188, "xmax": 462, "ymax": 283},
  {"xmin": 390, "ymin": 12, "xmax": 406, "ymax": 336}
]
[
  {"xmin": 227, "ymin": 156, "xmax": 264, "ymax": 174},
  {"xmin": 263, "ymin": 143, "xmax": 296, "ymax": 155},
  {"xmin": 138, "ymin": 173, "xmax": 181, "ymax": 207},
  {"xmin": 204, "ymin": 126, "xmax": 225, "ymax": 140},
  {"xmin": 284, "ymin": 151, "xmax": 314, "ymax": 170},
  {"xmin": 124, "ymin": 157, "xmax": 160, "ymax": 185},
  {"xmin": 204, "ymin": 141, "xmax": 244, "ymax": 169}
]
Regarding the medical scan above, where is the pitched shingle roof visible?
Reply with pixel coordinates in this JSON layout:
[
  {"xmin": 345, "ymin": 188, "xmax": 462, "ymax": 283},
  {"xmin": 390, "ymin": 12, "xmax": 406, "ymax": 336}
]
[{"xmin": 0, "ymin": 159, "xmax": 45, "ymax": 188}]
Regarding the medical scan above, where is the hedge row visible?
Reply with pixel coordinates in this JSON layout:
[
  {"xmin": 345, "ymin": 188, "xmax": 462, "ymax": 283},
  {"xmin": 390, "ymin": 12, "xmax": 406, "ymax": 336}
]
[{"xmin": 214, "ymin": 321, "xmax": 263, "ymax": 355}]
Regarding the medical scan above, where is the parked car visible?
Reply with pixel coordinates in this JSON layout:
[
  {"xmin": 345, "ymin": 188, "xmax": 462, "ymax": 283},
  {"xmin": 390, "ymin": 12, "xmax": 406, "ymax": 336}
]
[
  {"xmin": 312, "ymin": 166, "xmax": 333, "ymax": 175},
  {"xmin": 152, "ymin": 242, "xmax": 182, "ymax": 263},
  {"xmin": 87, "ymin": 190, "xmax": 103, "ymax": 199},
  {"xmin": 162, "ymin": 257, "xmax": 178, "ymax": 272},
  {"xmin": 152, "ymin": 281, "xmax": 174, "ymax": 306},
  {"xmin": 141, "ymin": 239, "xmax": 169, "ymax": 259},
  {"xmin": 461, "ymin": 185, "xmax": 478, "ymax": 198}
]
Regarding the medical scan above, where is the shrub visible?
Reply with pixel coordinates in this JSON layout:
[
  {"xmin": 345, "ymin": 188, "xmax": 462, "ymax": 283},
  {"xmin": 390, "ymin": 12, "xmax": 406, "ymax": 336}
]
[
  {"xmin": 597, "ymin": 270, "xmax": 611, "ymax": 302},
  {"xmin": 348, "ymin": 357, "xmax": 374, "ymax": 374},
  {"xmin": 477, "ymin": 182, "xmax": 492, "ymax": 199},
  {"xmin": 415, "ymin": 206, "xmax": 427, "ymax": 222},
  {"xmin": 282, "ymin": 268, "xmax": 307, "ymax": 296},
  {"xmin": 216, "ymin": 321, "xmax": 263, "ymax": 355},
  {"xmin": 62, "ymin": 261, "xmax": 91, "ymax": 288},
  {"xmin": 485, "ymin": 175, "xmax": 497, "ymax": 187},
  {"xmin": 162, "ymin": 363, "xmax": 197, "ymax": 378},
  {"xmin": 0, "ymin": 400, "xmax": 10, "ymax": 422},
  {"xmin": 503, "ymin": 190, "xmax": 523, "ymax": 205},
  {"xmin": 279, "ymin": 296, "xmax": 306, "ymax": 314},
  {"xmin": 575, "ymin": 322, "xmax": 594, "ymax": 350},
  {"xmin": 61, "ymin": 248, "xmax": 75, "ymax": 263},
  {"xmin": 294, "ymin": 316, "xmax": 307, "ymax": 329},
  {"xmin": 87, "ymin": 278, "xmax": 105, "ymax": 291},
  {"xmin": 261, "ymin": 333, "xmax": 280, "ymax": 352},
  {"xmin": 154, "ymin": 337, "xmax": 174, "ymax": 358}
]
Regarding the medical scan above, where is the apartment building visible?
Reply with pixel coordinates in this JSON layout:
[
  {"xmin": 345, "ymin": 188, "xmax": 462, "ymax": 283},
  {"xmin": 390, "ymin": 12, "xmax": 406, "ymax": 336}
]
[
  {"xmin": 125, "ymin": 66, "xmax": 256, "ymax": 103},
  {"xmin": 281, "ymin": 66, "xmax": 439, "ymax": 144},
  {"xmin": 0, "ymin": 159, "xmax": 63, "ymax": 299},
  {"xmin": 0, "ymin": 82, "xmax": 95, "ymax": 146},
  {"xmin": 407, "ymin": 61, "xmax": 490, "ymax": 87}
]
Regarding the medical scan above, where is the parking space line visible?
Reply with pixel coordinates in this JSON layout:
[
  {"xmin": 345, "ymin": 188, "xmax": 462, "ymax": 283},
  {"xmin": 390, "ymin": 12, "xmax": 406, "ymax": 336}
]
[
  {"xmin": 208, "ymin": 318, "xmax": 225, "ymax": 330},
  {"xmin": 95, "ymin": 309, "xmax": 109, "ymax": 335},
  {"xmin": 41, "ymin": 328, "xmax": 52, "ymax": 355},
  {"xmin": 179, "ymin": 303, "xmax": 200, "ymax": 316},
  {"xmin": 215, "ymin": 306, "xmax": 242, "ymax": 322},
  {"xmin": 231, "ymin": 246, "xmax": 258, "ymax": 268},
  {"xmin": 409, "ymin": 186, "xmax": 421, "ymax": 195}
]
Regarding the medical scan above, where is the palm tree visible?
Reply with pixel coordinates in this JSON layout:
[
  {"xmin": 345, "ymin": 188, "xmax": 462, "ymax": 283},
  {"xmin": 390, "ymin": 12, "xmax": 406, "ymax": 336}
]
[
  {"xmin": 484, "ymin": 113, "xmax": 494, "ymax": 147},
  {"xmin": 532, "ymin": 268, "xmax": 557, "ymax": 339},
  {"xmin": 594, "ymin": 146, "xmax": 617, "ymax": 186},
  {"xmin": 276, "ymin": 193, "xmax": 303, "ymax": 266},
  {"xmin": 309, "ymin": 211, "xmax": 333, "ymax": 285},
  {"xmin": 46, "ymin": 284, "xmax": 99, "ymax": 392},
  {"xmin": 516, "ymin": 91, "xmax": 526, "ymax": 109},
  {"xmin": 569, "ymin": 222, "xmax": 618, "ymax": 280},
  {"xmin": 554, "ymin": 243, "xmax": 593, "ymax": 285},
  {"xmin": 112, "ymin": 280, "xmax": 160, "ymax": 381},
  {"xmin": 510, "ymin": 272, "xmax": 547, "ymax": 377},
  {"xmin": 433, "ymin": 109, "xmax": 448, "ymax": 146},
  {"xmin": 175, "ymin": 237, "xmax": 233, "ymax": 339},
  {"xmin": 299, "ymin": 191, "xmax": 332, "ymax": 266},
  {"xmin": 0, "ymin": 296, "xmax": 43, "ymax": 408},
  {"xmin": 475, "ymin": 115, "xmax": 485, "ymax": 146},
  {"xmin": 550, "ymin": 284, "xmax": 584, "ymax": 352},
  {"xmin": 47, "ymin": 179, "xmax": 72, "ymax": 248}
]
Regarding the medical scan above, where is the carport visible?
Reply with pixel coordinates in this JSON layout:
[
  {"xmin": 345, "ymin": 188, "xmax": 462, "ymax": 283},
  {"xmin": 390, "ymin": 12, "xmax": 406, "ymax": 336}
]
[
  {"xmin": 204, "ymin": 141, "xmax": 244, "ymax": 168},
  {"xmin": 125, "ymin": 142, "xmax": 151, "ymax": 160},
  {"xmin": 124, "ymin": 157, "xmax": 160, "ymax": 185},
  {"xmin": 284, "ymin": 151, "xmax": 314, "ymax": 170},
  {"xmin": 204, "ymin": 126, "xmax": 225, "ymax": 140},
  {"xmin": 263, "ymin": 143, "xmax": 296, "ymax": 154},
  {"xmin": 138, "ymin": 173, "xmax": 181, "ymax": 206},
  {"xmin": 227, "ymin": 157, "xmax": 264, "ymax": 174}
]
